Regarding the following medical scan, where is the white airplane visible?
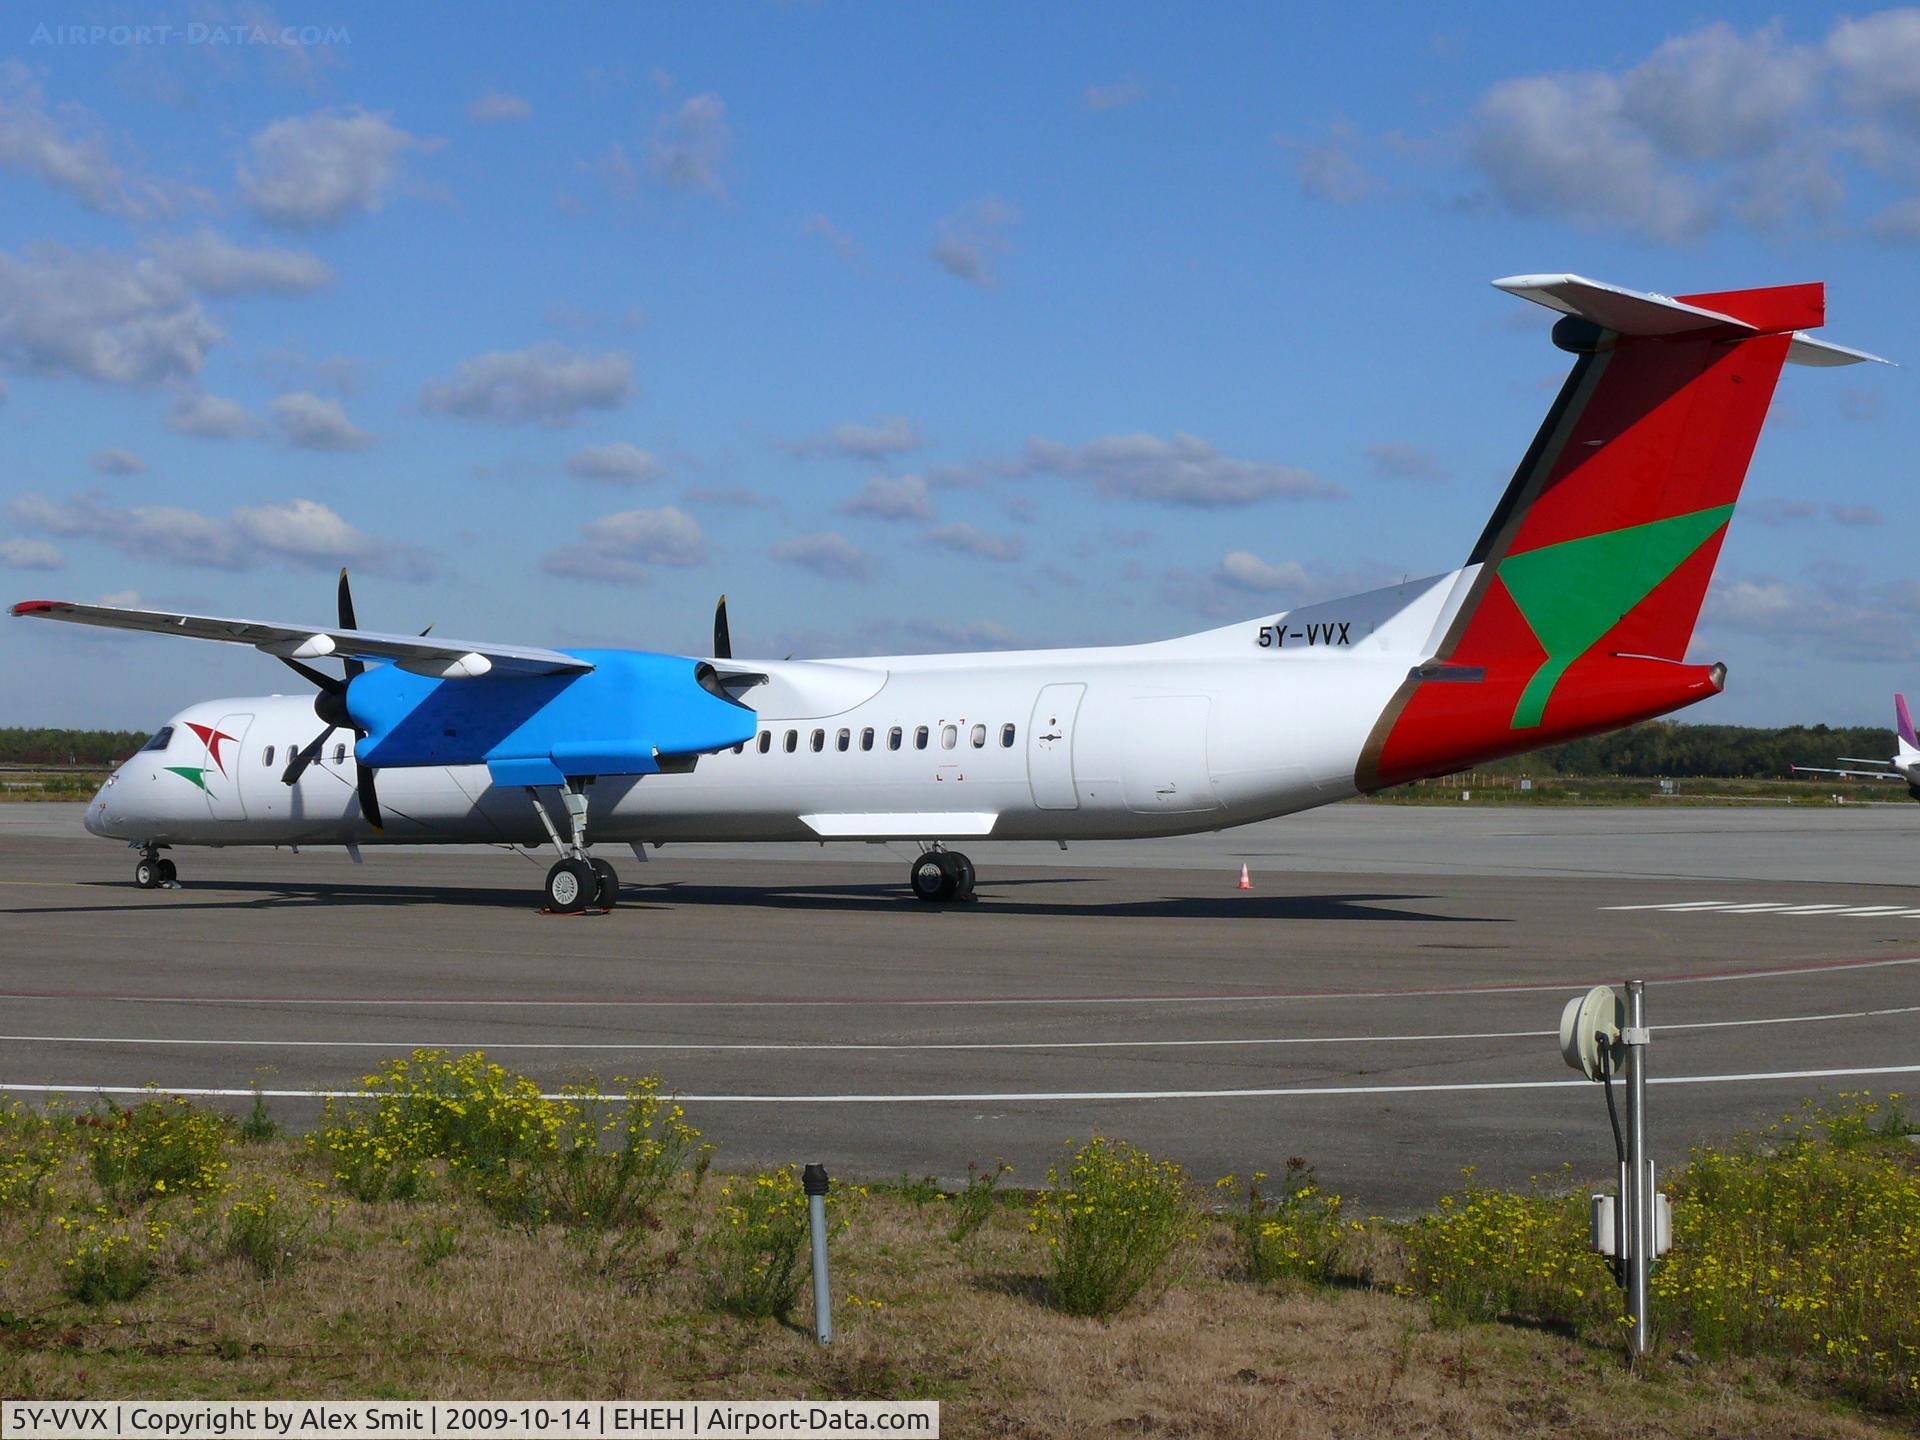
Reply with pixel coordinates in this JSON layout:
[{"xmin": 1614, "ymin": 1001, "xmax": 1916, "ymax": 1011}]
[
  {"xmin": 11, "ymin": 274, "xmax": 1886, "ymax": 911},
  {"xmin": 1793, "ymin": 694, "xmax": 1920, "ymax": 800}
]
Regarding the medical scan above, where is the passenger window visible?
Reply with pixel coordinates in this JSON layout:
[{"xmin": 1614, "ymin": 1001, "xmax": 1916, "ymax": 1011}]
[
  {"xmin": 941, "ymin": 724, "xmax": 958, "ymax": 750},
  {"xmin": 784, "ymin": 730, "xmax": 798, "ymax": 753},
  {"xmin": 333, "ymin": 742, "xmax": 347, "ymax": 764},
  {"xmin": 1001, "ymin": 723, "xmax": 1016, "ymax": 748},
  {"xmin": 758, "ymin": 731, "xmax": 772, "ymax": 754},
  {"xmin": 732, "ymin": 743, "xmax": 744, "ymax": 754},
  {"xmin": 970, "ymin": 723, "xmax": 986, "ymax": 748},
  {"xmin": 811, "ymin": 729, "xmax": 825, "ymax": 752},
  {"xmin": 140, "ymin": 726, "xmax": 174, "ymax": 753},
  {"xmin": 861, "ymin": 727, "xmax": 874, "ymax": 751},
  {"xmin": 914, "ymin": 726, "xmax": 929, "ymax": 750},
  {"xmin": 263, "ymin": 745, "xmax": 276, "ymax": 767},
  {"xmin": 889, "ymin": 727, "xmax": 903, "ymax": 751},
  {"xmin": 836, "ymin": 728, "xmax": 850, "ymax": 752}
]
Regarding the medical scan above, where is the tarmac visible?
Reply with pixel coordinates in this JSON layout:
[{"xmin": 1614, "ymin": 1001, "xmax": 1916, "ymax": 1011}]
[{"xmin": 2, "ymin": 800, "xmax": 1916, "ymax": 1212}]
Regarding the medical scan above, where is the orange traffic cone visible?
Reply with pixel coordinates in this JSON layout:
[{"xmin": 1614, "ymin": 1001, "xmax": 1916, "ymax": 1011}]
[{"xmin": 1238, "ymin": 863, "xmax": 1252, "ymax": 890}]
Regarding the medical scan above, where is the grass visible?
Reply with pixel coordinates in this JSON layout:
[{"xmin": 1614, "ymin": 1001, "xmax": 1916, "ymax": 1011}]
[{"xmin": 2, "ymin": 1066, "xmax": 1916, "ymax": 1439}]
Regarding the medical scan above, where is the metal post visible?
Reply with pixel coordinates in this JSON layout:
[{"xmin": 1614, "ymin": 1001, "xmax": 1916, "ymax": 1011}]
[
  {"xmin": 1624, "ymin": 980, "xmax": 1652, "ymax": 1357},
  {"xmin": 802, "ymin": 1163, "xmax": 832, "ymax": 1345}
]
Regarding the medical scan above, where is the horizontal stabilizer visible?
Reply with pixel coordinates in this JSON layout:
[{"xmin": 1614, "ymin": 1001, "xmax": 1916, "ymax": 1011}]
[
  {"xmin": 1494, "ymin": 273, "xmax": 1891, "ymax": 367},
  {"xmin": 9, "ymin": 599, "xmax": 592, "ymax": 678}
]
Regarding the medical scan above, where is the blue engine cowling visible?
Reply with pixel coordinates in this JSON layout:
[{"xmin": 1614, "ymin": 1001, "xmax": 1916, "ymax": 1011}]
[{"xmin": 347, "ymin": 649, "xmax": 757, "ymax": 786}]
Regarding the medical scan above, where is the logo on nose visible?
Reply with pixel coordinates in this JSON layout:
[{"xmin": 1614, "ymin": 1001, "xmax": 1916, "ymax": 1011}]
[{"xmin": 166, "ymin": 723, "xmax": 237, "ymax": 796}]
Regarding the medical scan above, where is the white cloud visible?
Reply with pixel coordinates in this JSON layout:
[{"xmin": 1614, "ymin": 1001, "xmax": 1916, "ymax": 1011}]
[
  {"xmin": 647, "ymin": 92, "xmax": 731, "ymax": 194},
  {"xmin": 801, "ymin": 213, "xmax": 858, "ymax": 262},
  {"xmin": 0, "ymin": 61, "xmax": 168, "ymax": 218},
  {"xmin": 1218, "ymin": 551, "xmax": 1313, "ymax": 593},
  {"xmin": 0, "ymin": 537, "xmax": 63, "ymax": 571},
  {"xmin": 931, "ymin": 197, "xmax": 1018, "ymax": 287},
  {"xmin": 10, "ymin": 491, "xmax": 431, "ymax": 579},
  {"xmin": 1281, "ymin": 123, "xmax": 1381, "ymax": 204},
  {"xmin": 1366, "ymin": 441, "xmax": 1444, "ymax": 480},
  {"xmin": 839, "ymin": 474, "xmax": 935, "ymax": 523},
  {"xmin": 789, "ymin": 416, "xmax": 923, "ymax": 461},
  {"xmin": 1828, "ymin": 9, "xmax": 1920, "ymax": 120},
  {"xmin": 541, "ymin": 506, "xmax": 706, "ymax": 584},
  {"xmin": 239, "ymin": 107, "xmax": 432, "ymax": 229},
  {"xmin": 468, "ymin": 90, "xmax": 533, "ymax": 123},
  {"xmin": 1018, "ymin": 432, "xmax": 1340, "ymax": 507},
  {"xmin": 1620, "ymin": 22, "xmax": 1821, "ymax": 162},
  {"xmin": 567, "ymin": 443, "xmax": 661, "ymax": 483},
  {"xmin": 770, "ymin": 531, "xmax": 875, "ymax": 581},
  {"xmin": 421, "ymin": 343, "xmax": 633, "ymax": 425},
  {"xmin": 1084, "ymin": 79, "xmax": 1147, "ymax": 112},
  {"xmin": 146, "ymin": 229, "xmax": 333, "ymax": 296},
  {"xmin": 89, "ymin": 449, "xmax": 146, "ymax": 476},
  {"xmin": 0, "ymin": 246, "xmax": 222, "ymax": 387},
  {"xmin": 925, "ymin": 522, "xmax": 1025, "ymax": 562},
  {"xmin": 271, "ymin": 391, "xmax": 370, "ymax": 451},
  {"xmin": 165, "ymin": 392, "xmax": 258, "ymax": 439}
]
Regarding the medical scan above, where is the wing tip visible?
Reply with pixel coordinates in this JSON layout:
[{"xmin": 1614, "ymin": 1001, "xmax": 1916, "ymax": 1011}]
[{"xmin": 9, "ymin": 600, "xmax": 62, "ymax": 617}]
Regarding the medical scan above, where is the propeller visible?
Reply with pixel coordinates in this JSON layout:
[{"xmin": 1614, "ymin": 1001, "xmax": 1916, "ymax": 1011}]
[
  {"xmin": 713, "ymin": 594, "xmax": 731, "ymax": 660},
  {"xmin": 277, "ymin": 567, "xmax": 382, "ymax": 830}
]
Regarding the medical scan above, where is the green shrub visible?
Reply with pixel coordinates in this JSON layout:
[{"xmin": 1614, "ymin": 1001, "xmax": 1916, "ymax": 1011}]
[
  {"xmin": 700, "ymin": 1166, "xmax": 855, "ymax": 1320},
  {"xmin": 239, "ymin": 1085, "xmax": 279, "ymax": 1144},
  {"xmin": 224, "ymin": 1184, "xmax": 330, "ymax": 1278},
  {"xmin": 0, "ymin": 1100, "xmax": 72, "ymax": 1213},
  {"xmin": 309, "ymin": 1050, "xmax": 557, "ymax": 1202},
  {"xmin": 1404, "ymin": 1172, "xmax": 1613, "ymax": 1329},
  {"xmin": 83, "ymin": 1096, "xmax": 230, "ymax": 1208},
  {"xmin": 56, "ymin": 1210, "xmax": 168, "ymax": 1304},
  {"xmin": 1221, "ymin": 1158, "xmax": 1351, "ymax": 1284},
  {"xmin": 946, "ymin": 1159, "xmax": 1011, "ymax": 1245},
  {"xmin": 1029, "ymin": 1136, "xmax": 1200, "ymax": 1318}
]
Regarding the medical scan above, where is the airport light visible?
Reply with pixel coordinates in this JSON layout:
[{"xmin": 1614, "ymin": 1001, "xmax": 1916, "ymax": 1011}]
[{"xmin": 1558, "ymin": 980, "xmax": 1671, "ymax": 1358}]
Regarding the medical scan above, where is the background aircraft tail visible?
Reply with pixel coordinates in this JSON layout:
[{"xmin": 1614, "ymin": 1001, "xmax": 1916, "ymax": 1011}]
[
  {"xmin": 1897, "ymin": 693, "xmax": 1919, "ymax": 769},
  {"xmin": 1360, "ymin": 275, "xmax": 1879, "ymax": 790}
]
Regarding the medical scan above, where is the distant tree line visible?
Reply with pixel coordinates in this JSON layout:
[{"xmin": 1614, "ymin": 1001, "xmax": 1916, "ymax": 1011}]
[
  {"xmin": 0, "ymin": 728, "xmax": 149, "ymax": 766},
  {"xmin": 1495, "ymin": 719, "xmax": 1897, "ymax": 780}
]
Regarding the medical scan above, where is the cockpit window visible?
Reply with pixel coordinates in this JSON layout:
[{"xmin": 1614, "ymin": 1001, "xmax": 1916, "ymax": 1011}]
[{"xmin": 139, "ymin": 726, "xmax": 174, "ymax": 753}]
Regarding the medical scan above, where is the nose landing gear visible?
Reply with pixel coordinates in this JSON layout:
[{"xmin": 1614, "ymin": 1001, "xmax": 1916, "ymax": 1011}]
[
  {"xmin": 133, "ymin": 846, "xmax": 177, "ymax": 890},
  {"xmin": 910, "ymin": 847, "xmax": 976, "ymax": 903}
]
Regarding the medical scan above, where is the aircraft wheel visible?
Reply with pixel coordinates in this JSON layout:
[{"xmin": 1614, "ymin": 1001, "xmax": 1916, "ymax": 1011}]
[
  {"xmin": 545, "ymin": 858, "xmax": 595, "ymax": 913},
  {"xmin": 946, "ymin": 851, "xmax": 976, "ymax": 897},
  {"xmin": 156, "ymin": 858, "xmax": 178, "ymax": 886},
  {"xmin": 910, "ymin": 853, "xmax": 957, "ymax": 902},
  {"xmin": 135, "ymin": 857, "xmax": 161, "ymax": 890},
  {"xmin": 589, "ymin": 858, "xmax": 619, "ymax": 909}
]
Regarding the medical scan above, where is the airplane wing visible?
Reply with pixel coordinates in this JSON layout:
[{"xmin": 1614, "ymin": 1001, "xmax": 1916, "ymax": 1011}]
[
  {"xmin": 9, "ymin": 599, "xmax": 591, "ymax": 679},
  {"xmin": 1790, "ymin": 764, "xmax": 1903, "ymax": 781}
]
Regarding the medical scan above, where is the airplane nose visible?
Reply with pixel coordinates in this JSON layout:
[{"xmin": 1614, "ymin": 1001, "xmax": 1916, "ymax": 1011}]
[{"xmin": 84, "ymin": 776, "xmax": 117, "ymax": 837}]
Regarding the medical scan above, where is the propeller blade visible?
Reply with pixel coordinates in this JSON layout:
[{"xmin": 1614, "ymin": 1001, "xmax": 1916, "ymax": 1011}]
[
  {"xmin": 280, "ymin": 728, "xmax": 333, "ymax": 785},
  {"xmin": 713, "ymin": 594, "xmax": 731, "ymax": 660},
  {"xmin": 355, "ymin": 763, "xmax": 384, "ymax": 831},
  {"xmin": 337, "ymin": 567, "xmax": 364, "ymax": 680},
  {"xmin": 278, "ymin": 656, "xmax": 338, "ymax": 692}
]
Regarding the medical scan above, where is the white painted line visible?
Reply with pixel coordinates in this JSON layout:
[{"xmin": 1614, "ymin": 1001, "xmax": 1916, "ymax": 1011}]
[
  {"xmin": 1602, "ymin": 900, "xmax": 1733, "ymax": 911},
  {"xmin": 5, "ymin": 1063, "xmax": 1919, "ymax": 1105},
  {"xmin": 1837, "ymin": 906, "xmax": 1917, "ymax": 916},
  {"xmin": 1770, "ymin": 904, "xmax": 1860, "ymax": 914},
  {"xmin": 3, "ymin": 1003, "xmax": 1914, "ymax": 1055},
  {"xmin": 1713, "ymin": 903, "xmax": 1796, "ymax": 913}
]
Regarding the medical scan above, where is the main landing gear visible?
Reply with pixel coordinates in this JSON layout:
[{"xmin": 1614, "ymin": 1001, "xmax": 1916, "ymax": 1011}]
[
  {"xmin": 910, "ymin": 847, "xmax": 976, "ymax": 903},
  {"xmin": 528, "ymin": 781, "xmax": 619, "ymax": 914},
  {"xmin": 133, "ymin": 845, "xmax": 177, "ymax": 890}
]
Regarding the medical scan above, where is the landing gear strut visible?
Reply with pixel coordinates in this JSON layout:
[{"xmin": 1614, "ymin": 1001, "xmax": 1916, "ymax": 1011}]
[
  {"xmin": 528, "ymin": 781, "xmax": 617, "ymax": 913},
  {"xmin": 910, "ymin": 847, "xmax": 976, "ymax": 903},
  {"xmin": 133, "ymin": 846, "xmax": 176, "ymax": 890}
]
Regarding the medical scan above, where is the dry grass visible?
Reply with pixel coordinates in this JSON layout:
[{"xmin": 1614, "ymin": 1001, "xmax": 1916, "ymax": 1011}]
[{"xmin": 1, "ymin": 1139, "xmax": 1910, "ymax": 1437}]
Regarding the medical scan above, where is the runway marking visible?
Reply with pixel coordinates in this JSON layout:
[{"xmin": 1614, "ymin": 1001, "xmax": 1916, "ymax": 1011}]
[
  {"xmin": 5, "ymin": 1063, "xmax": 1918, "ymax": 1105},
  {"xmin": 3, "ymin": 1003, "xmax": 1913, "ymax": 1054},
  {"xmin": 1603, "ymin": 901, "xmax": 1920, "ymax": 918},
  {"xmin": 4, "ymin": 953, "xmax": 1919, "ymax": 1011}
]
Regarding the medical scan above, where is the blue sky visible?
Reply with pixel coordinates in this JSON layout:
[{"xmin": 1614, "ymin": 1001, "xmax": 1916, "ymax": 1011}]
[{"xmin": 1, "ymin": 2, "xmax": 1914, "ymax": 729}]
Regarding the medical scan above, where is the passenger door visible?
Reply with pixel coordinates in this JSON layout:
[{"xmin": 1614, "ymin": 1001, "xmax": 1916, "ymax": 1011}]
[{"xmin": 1026, "ymin": 684, "xmax": 1084, "ymax": 810}]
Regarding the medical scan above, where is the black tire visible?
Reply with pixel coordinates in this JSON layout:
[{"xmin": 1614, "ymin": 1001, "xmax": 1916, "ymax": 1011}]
[
  {"xmin": 947, "ymin": 852, "xmax": 976, "ymax": 896},
  {"xmin": 910, "ymin": 853, "xmax": 957, "ymax": 902},
  {"xmin": 545, "ymin": 858, "xmax": 594, "ymax": 913},
  {"xmin": 134, "ymin": 858, "xmax": 160, "ymax": 889},
  {"xmin": 589, "ymin": 858, "xmax": 619, "ymax": 909},
  {"xmin": 156, "ymin": 858, "xmax": 178, "ymax": 886}
]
